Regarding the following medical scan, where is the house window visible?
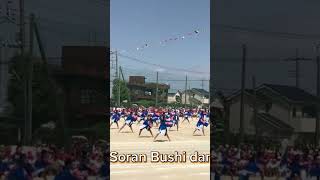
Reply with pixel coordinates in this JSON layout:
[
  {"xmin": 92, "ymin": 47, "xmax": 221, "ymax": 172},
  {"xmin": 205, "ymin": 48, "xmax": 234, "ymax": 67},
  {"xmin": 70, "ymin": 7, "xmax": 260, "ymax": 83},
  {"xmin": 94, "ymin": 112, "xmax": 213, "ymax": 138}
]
[
  {"xmin": 292, "ymin": 107, "xmax": 297, "ymax": 117},
  {"xmin": 80, "ymin": 89, "xmax": 96, "ymax": 104}
]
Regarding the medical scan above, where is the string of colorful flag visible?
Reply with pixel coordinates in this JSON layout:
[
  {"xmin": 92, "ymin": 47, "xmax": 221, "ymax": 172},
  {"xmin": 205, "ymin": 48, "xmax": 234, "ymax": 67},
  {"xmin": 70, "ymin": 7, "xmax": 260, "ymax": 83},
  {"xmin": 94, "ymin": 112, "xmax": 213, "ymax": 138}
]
[
  {"xmin": 136, "ymin": 29, "xmax": 201, "ymax": 51},
  {"xmin": 112, "ymin": 29, "xmax": 203, "ymax": 55},
  {"xmin": 110, "ymin": 28, "xmax": 207, "ymax": 75}
]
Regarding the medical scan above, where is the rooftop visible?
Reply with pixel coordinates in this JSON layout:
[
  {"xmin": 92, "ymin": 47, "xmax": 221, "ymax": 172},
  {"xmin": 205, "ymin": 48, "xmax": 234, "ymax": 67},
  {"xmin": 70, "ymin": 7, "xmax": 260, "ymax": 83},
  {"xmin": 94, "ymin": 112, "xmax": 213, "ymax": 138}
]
[
  {"xmin": 226, "ymin": 84, "xmax": 320, "ymax": 105},
  {"xmin": 261, "ymin": 84, "xmax": 319, "ymax": 103}
]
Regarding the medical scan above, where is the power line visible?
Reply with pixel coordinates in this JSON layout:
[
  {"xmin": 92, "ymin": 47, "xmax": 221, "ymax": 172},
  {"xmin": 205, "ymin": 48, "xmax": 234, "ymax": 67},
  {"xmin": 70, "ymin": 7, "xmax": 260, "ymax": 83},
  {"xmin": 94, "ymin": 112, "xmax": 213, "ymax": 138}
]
[
  {"xmin": 214, "ymin": 23, "xmax": 320, "ymax": 40},
  {"xmin": 117, "ymin": 53, "xmax": 210, "ymax": 75},
  {"xmin": 35, "ymin": 16, "xmax": 106, "ymax": 34},
  {"xmin": 148, "ymin": 79, "xmax": 209, "ymax": 82},
  {"xmin": 214, "ymin": 57, "xmax": 316, "ymax": 63}
]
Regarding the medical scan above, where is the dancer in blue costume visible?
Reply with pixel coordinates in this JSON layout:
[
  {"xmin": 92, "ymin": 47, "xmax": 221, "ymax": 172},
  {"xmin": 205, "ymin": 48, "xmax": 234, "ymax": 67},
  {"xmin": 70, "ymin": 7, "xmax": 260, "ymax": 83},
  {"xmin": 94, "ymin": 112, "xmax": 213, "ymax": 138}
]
[
  {"xmin": 138, "ymin": 114, "xmax": 154, "ymax": 137},
  {"xmin": 118, "ymin": 112, "xmax": 135, "ymax": 133},
  {"xmin": 193, "ymin": 112, "xmax": 209, "ymax": 136},
  {"xmin": 153, "ymin": 113, "xmax": 171, "ymax": 142},
  {"xmin": 110, "ymin": 111, "xmax": 120, "ymax": 128}
]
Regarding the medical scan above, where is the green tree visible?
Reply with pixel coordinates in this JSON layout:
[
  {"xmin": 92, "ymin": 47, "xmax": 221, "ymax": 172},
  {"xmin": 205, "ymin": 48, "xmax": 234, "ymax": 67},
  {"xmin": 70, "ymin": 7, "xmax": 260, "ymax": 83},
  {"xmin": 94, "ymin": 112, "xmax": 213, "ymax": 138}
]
[
  {"xmin": 213, "ymin": 90, "xmax": 227, "ymax": 145},
  {"xmin": 175, "ymin": 95, "xmax": 182, "ymax": 103},
  {"xmin": 112, "ymin": 79, "xmax": 129, "ymax": 104},
  {"xmin": 7, "ymin": 55, "xmax": 61, "ymax": 144},
  {"xmin": 135, "ymin": 100, "xmax": 155, "ymax": 107}
]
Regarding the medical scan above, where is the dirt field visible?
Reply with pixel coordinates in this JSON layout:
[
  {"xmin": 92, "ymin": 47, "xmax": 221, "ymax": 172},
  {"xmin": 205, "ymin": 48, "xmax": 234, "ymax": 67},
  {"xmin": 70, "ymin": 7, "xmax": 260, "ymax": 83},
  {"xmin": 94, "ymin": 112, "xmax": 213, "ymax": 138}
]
[{"xmin": 110, "ymin": 117, "xmax": 210, "ymax": 180}]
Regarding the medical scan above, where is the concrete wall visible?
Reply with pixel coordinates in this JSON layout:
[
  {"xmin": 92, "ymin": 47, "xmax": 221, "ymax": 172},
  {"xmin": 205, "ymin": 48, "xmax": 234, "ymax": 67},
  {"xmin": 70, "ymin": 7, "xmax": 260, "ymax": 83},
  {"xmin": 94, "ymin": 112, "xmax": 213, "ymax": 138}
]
[
  {"xmin": 228, "ymin": 93, "xmax": 317, "ymax": 135},
  {"xmin": 293, "ymin": 117, "xmax": 316, "ymax": 133},
  {"xmin": 167, "ymin": 96, "xmax": 176, "ymax": 103},
  {"xmin": 229, "ymin": 96, "xmax": 255, "ymax": 134},
  {"xmin": 268, "ymin": 103, "xmax": 290, "ymax": 124},
  {"xmin": 181, "ymin": 93, "xmax": 191, "ymax": 104}
]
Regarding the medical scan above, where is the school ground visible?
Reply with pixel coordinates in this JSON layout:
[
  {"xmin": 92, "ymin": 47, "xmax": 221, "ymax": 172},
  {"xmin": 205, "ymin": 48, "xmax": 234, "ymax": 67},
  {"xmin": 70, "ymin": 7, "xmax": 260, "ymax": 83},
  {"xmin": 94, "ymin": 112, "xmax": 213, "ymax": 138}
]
[{"xmin": 110, "ymin": 117, "xmax": 210, "ymax": 180}]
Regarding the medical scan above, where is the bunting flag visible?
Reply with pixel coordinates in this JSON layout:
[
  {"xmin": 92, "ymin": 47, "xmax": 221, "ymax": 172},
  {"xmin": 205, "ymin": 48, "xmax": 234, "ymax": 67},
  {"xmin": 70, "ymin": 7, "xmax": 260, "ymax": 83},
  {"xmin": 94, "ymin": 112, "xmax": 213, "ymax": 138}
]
[{"xmin": 136, "ymin": 29, "xmax": 201, "ymax": 51}]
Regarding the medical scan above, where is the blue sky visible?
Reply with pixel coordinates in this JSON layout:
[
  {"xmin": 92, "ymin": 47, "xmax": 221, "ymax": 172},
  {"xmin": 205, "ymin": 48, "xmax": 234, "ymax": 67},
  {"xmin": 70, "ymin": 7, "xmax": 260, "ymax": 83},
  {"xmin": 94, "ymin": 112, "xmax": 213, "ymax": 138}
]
[{"xmin": 111, "ymin": 0, "xmax": 210, "ymax": 91}]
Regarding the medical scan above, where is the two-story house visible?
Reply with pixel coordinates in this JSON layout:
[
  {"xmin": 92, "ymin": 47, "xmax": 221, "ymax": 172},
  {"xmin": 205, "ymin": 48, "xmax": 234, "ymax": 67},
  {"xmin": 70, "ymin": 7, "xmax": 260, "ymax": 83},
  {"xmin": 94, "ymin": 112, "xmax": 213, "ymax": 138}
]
[
  {"xmin": 181, "ymin": 88, "xmax": 210, "ymax": 108},
  {"xmin": 226, "ymin": 84, "xmax": 320, "ymax": 142},
  {"xmin": 54, "ymin": 46, "xmax": 108, "ymax": 129},
  {"xmin": 167, "ymin": 90, "xmax": 182, "ymax": 103},
  {"xmin": 127, "ymin": 76, "xmax": 170, "ymax": 104}
]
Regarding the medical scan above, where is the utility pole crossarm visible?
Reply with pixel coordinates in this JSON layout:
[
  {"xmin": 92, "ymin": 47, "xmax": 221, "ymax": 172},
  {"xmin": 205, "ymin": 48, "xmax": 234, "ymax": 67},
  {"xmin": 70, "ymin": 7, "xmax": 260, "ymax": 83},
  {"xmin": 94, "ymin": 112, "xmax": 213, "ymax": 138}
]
[{"xmin": 283, "ymin": 48, "xmax": 312, "ymax": 88}]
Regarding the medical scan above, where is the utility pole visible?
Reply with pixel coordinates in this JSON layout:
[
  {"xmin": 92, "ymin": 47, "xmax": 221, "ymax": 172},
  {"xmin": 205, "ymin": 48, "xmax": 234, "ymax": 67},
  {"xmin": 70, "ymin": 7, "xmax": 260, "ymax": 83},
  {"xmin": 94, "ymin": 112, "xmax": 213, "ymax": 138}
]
[
  {"xmin": 19, "ymin": 0, "xmax": 25, "ymax": 54},
  {"xmin": 20, "ymin": 0, "xmax": 27, "ymax": 145},
  {"xmin": 184, "ymin": 75, "xmax": 187, "ymax": 109},
  {"xmin": 117, "ymin": 66, "xmax": 121, "ymax": 107},
  {"xmin": 34, "ymin": 17, "xmax": 70, "ymax": 149},
  {"xmin": 201, "ymin": 79, "xmax": 204, "ymax": 89},
  {"xmin": 284, "ymin": 48, "xmax": 312, "ymax": 88},
  {"xmin": 316, "ymin": 44, "xmax": 320, "ymax": 146},
  {"xmin": 33, "ymin": 19, "xmax": 47, "ymax": 63},
  {"xmin": 239, "ymin": 44, "xmax": 247, "ymax": 144},
  {"xmin": 119, "ymin": 66, "xmax": 125, "ymax": 81},
  {"xmin": 155, "ymin": 71, "xmax": 159, "ymax": 107},
  {"xmin": 29, "ymin": 14, "xmax": 34, "ymax": 54},
  {"xmin": 189, "ymin": 85, "xmax": 192, "ymax": 108},
  {"xmin": 0, "ymin": 41, "xmax": 2, "ymax": 111},
  {"xmin": 295, "ymin": 49, "xmax": 300, "ymax": 88},
  {"xmin": 119, "ymin": 66, "xmax": 131, "ymax": 103},
  {"xmin": 25, "ymin": 13, "xmax": 34, "ymax": 145},
  {"xmin": 115, "ymin": 51, "xmax": 120, "ymax": 107},
  {"xmin": 115, "ymin": 50, "xmax": 118, "ymax": 79},
  {"xmin": 252, "ymin": 76, "xmax": 258, "ymax": 146}
]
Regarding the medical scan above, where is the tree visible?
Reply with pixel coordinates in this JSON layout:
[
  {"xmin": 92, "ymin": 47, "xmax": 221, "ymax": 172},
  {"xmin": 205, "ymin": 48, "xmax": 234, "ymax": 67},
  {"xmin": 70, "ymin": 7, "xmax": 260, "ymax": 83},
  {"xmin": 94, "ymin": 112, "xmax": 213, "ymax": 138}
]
[
  {"xmin": 112, "ymin": 79, "xmax": 129, "ymax": 105},
  {"xmin": 211, "ymin": 91, "xmax": 227, "ymax": 145},
  {"xmin": 7, "ymin": 55, "xmax": 61, "ymax": 144},
  {"xmin": 175, "ymin": 95, "xmax": 182, "ymax": 103},
  {"xmin": 136, "ymin": 100, "xmax": 155, "ymax": 107}
]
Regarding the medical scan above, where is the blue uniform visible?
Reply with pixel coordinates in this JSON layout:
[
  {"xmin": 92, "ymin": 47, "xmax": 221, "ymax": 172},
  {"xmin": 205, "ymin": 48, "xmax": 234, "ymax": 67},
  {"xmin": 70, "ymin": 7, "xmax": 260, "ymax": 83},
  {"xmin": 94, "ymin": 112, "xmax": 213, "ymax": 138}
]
[
  {"xmin": 111, "ymin": 113, "xmax": 120, "ymax": 123},
  {"xmin": 196, "ymin": 116, "xmax": 208, "ymax": 129},
  {"xmin": 184, "ymin": 112, "xmax": 189, "ymax": 118},
  {"xmin": 310, "ymin": 164, "xmax": 320, "ymax": 177},
  {"xmin": 173, "ymin": 114, "xmax": 179, "ymax": 125},
  {"xmin": 245, "ymin": 161, "xmax": 259, "ymax": 174},
  {"xmin": 140, "ymin": 113, "xmax": 146, "ymax": 121},
  {"xmin": 152, "ymin": 114, "xmax": 159, "ymax": 123},
  {"xmin": 140, "ymin": 119, "xmax": 152, "ymax": 130},
  {"xmin": 159, "ymin": 120, "xmax": 167, "ymax": 135},
  {"xmin": 125, "ymin": 114, "xmax": 135, "ymax": 125}
]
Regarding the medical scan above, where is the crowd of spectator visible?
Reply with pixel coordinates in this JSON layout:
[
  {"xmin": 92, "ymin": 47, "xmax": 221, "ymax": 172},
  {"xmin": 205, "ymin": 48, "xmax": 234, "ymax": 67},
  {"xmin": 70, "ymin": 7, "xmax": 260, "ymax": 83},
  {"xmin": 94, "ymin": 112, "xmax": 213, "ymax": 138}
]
[
  {"xmin": 211, "ymin": 144, "xmax": 320, "ymax": 180},
  {"xmin": 0, "ymin": 140, "xmax": 108, "ymax": 180}
]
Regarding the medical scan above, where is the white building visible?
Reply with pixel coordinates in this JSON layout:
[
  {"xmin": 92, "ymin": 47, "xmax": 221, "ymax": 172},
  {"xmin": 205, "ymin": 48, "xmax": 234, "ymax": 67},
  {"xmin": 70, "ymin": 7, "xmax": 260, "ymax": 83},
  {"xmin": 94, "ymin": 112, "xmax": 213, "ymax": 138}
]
[
  {"xmin": 181, "ymin": 88, "xmax": 209, "ymax": 107},
  {"xmin": 167, "ymin": 91, "xmax": 181, "ymax": 103},
  {"xmin": 226, "ymin": 84, "xmax": 319, "ymax": 143}
]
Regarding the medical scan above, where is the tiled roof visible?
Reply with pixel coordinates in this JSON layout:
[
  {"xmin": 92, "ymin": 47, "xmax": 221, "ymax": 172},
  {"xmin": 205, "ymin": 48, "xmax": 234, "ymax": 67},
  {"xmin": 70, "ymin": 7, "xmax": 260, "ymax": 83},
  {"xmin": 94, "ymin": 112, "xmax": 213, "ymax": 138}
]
[
  {"xmin": 192, "ymin": 88, "xmax": 209, "ymax": 96},
  {"xmin": 262, "ymin": 84, "xmax": 320, "ymax": 103}
]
